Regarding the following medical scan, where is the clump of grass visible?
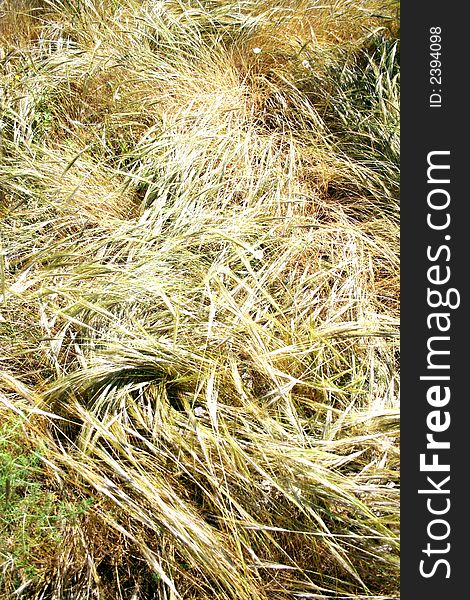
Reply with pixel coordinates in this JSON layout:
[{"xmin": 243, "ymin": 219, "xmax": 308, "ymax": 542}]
[{"xmin": 1, "ymin": 0, "xmax": 399, "ymax": 598}]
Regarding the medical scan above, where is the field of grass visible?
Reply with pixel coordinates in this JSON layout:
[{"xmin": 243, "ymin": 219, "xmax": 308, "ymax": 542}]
[{"xmin": 0, "ymin": 1, "xmax": 399, "ymax": 598}]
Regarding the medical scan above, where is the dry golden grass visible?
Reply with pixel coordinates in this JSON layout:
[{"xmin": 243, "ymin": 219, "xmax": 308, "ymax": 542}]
[{"xmin": 1, "ymin": 1, "xmax": 399, "ymax": 598}]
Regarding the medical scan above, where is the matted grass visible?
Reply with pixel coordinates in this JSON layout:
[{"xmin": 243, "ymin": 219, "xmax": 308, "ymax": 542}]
[{"xmin": 1, "ymin": 1, "xmax": 399, "ymax": 598}]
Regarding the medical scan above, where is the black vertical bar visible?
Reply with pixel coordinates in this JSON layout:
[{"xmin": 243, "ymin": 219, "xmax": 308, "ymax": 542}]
[{"xmin": 401, "ymin": 3, "xmax": 467, "ymax": 598}]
